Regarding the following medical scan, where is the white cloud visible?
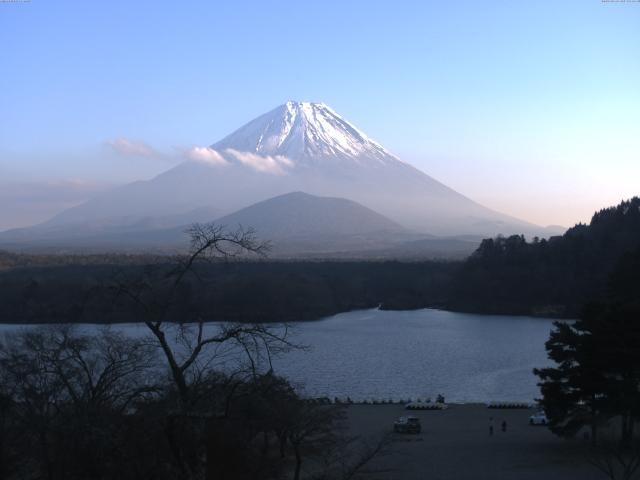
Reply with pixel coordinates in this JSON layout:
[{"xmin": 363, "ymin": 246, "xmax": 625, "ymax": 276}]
[
  {"xmin": 106, "ymin": 138, "xmax": 158, "ymax": 158},
  {"xmin": 225, "ymin": 148, "xmax": 293, "ymax": 175},
  {"xmin": 184, "ymin": 146, "xmax": 229, "ymax": 166}
]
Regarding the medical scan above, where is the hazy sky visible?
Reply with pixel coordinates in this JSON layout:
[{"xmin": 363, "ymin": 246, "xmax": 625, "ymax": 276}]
[{"xmin": 1, "ymin": 0, "xmax": 639, "ymax": 230}]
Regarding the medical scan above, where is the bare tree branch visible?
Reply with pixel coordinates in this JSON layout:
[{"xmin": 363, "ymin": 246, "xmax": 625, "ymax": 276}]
[{"xmin": 109, "ymin": 223, "xmax": 295, "ymax": 412}]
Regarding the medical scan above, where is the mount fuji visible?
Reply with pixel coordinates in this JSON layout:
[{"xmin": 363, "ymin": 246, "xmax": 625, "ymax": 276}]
[{"xmin": 1, "ymin": 101, "xmax": 547, "ymax": 253}]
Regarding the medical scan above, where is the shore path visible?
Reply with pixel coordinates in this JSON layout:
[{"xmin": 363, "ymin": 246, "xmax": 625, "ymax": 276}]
[{"xmin": 347, "ymin": 404, "xmax": 604, "ymax": 480}]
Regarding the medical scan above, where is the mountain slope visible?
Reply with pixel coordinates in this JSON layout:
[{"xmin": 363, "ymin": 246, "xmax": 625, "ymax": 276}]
[
  {"xmin": 0, "ymin": 190, "xmax": 479, "ymax": 259},
  {"xmin": 216, "ymin": 191, "xmax": 406, "ymax": 239},
  {"xmin": 0, "ymin": 206, "xmax": 221, "ymax": 244},
  {"xmin": 3, "ymin": 101, "xmax": 544, "ymax": 248},
  {"xmin": 208, "ymin": 191, "xmax": 440, "ymax": 256},
  {"xmin": 212, "ymin": 102, "xmax": 398, "ymax": 166}
]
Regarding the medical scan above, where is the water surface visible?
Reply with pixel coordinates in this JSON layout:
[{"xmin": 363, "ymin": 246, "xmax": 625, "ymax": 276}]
[
  {"xmin": 0, "ymin": 308, "xmax": 558, "ymax": 403},
  {"xmin": 270, "ymin": 308, "xmax": 556, "ymax": 403}
]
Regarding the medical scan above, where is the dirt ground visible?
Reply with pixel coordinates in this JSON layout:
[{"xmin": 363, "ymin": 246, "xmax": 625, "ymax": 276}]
[{"xmin": 346, "ymin": 404, "xmax": 605, "ymax": 480}]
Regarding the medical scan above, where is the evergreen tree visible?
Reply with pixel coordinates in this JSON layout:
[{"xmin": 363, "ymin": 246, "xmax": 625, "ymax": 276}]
[
  {"xmin": 534, "ymin": 318, "xmax": 609, "ymax": 443},
  {"xmin": 535, "ymin": 247, "xmax": 640, "ymax": 445},
  {"xmin": 452, "ymin": 197, "xmax": 640, "ymax": 316}
]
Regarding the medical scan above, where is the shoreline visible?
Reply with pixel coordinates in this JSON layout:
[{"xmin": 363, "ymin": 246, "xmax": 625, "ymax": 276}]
[{"xmin": 0, "ymin": 305, "xmax": 571, "ymax": 326}]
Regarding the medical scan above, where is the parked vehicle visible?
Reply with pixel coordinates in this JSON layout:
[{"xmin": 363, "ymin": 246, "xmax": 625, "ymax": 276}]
[
  {"xmin": 529, "ymin": 411, "xmax": 548, "ymax": 425},
  {"xmin": 394, "ymin": 416, "xmax": 421, "ymax": 434}
]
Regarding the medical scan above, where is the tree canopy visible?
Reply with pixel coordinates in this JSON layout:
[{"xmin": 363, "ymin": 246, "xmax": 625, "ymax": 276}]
[
  {"xmin": 534, "ymin": 245, "xmax": 640, "ymax": 445},
  {"xmin": 450, "ymin": 197, "xmax": 640, "ymax": 317}
]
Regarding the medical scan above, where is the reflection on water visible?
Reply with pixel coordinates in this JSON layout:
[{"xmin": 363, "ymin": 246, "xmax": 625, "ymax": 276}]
[
  {"xmin": 271, "ymin": 308, "xmax": 557, "ymax": 403},
  {"xmin": 0, "ymin": 308, "xmax": 558, "ymax": 403}
]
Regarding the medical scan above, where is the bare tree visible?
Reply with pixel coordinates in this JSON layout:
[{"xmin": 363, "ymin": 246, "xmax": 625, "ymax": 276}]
[
  {"xmin": 589, "ymin": 437, "xmax": 640, "ymax": 480},
  {"xmin": 110, "ymin": 223, "xmax": 303, "ymax": 479},
  {"xmin": 286, "ymin": 403, "xmax": 347, "ymax": 480},
  {"xmin": 330, "ymin": 433, "xmax": 394, "ymax": 480},
  {"xmin": 281, "ymin": 400, "xmax": 392, "ymax": 480},
  {"xmin": 0, "ymin": 326, "xmax": 157, "ymax": 480},
  {"xmin": 112, "ymin": 223, "xmax": 298, "ymax": 407}
]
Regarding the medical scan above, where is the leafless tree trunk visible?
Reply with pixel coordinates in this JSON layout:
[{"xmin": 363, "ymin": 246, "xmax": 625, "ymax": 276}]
[
  {"xmin": 112, "ymin": 223, "xmax": 302, "ymax": 479},
  {"xmin": 338, "ymin": 433, "xmax": 393, "ymax": 480},
  {"xmin": 112, "ymin": 223, "xmax": 298, "ymax": 408},
  {"xmin": 0, "ymin": 326, "xmax": 157, "ymax": 480},
  {"xmin": 589, "ymin": 436, "xmax": 640, "ymax": 480}
]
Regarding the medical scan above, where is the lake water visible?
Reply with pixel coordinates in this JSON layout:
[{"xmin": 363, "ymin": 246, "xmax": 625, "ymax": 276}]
[
  {"xmin": 271, "ymin": 308, "xmax": 557, "ymax": 403},
  {"xmin": 0, "ymin": 308, "xmax": 559, "ymax": 403}
]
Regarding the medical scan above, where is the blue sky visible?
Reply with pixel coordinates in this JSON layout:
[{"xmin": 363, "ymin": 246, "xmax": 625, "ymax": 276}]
[{"xmin": 1, "ymin": 0, "xmax": 639, "ymax": 229}]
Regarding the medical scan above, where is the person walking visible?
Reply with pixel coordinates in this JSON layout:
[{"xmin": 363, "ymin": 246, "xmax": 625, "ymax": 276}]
[
  {"xmin": 501, "ymin": 420, "xmax": 507, "ymax": 433},
  {"xmin": 489, "ymin": 417, "xmax": 494, "ymax": 436}
]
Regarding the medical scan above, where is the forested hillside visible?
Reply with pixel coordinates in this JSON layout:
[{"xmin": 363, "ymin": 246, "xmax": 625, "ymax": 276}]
[
  {"xmin": 0, "ymin": 260, "xmax": 457, "ymax": 324},
  {"xmin": 3, "ymin": 198, "xmax": 639, "ymax": 324},
  {"xmin": 448, "ymin": 197, "xmax": 640, "ymax": 317}
]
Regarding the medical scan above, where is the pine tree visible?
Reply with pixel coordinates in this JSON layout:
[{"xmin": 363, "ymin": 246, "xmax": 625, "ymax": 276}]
[
  {"xmin": 534, "ymin": 318, "xmax": 609, "ymax": 443},
  {"xmin": 535, "ymin": 247, "xmax": 640, "ymax": 445}
]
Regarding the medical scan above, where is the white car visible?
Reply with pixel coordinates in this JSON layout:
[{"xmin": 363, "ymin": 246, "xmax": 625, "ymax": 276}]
[{"xmin": 529, "ymin": 411, "xmax": 548, "ymax": 425}]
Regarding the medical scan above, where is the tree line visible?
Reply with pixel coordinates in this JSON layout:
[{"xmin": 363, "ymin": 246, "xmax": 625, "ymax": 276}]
[
  {"xmin": 0, "ymin": 260, "xmax": 456, "ymax": 325},
  {"xmin": 0, "ymin": 225, "xmax": 388, "ymax": 480},
  {"xmin": 4, "ymin": 198, "xmax": 640, "ymax": 324},
  {"xmin": 534, "ymin": 245, "xmax": 640, "ymax": 479},
  {"xmin": 449, "ymin": 197, "xmax": 640, "ymax": 317}
]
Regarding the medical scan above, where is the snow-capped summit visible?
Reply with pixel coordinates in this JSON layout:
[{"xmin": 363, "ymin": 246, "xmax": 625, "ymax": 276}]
[
  {"xmin": 212, "ymin": 101, "xmax": 400, "ymax": 166},
  {"xmin": 19, "ymin": 101, "xmax": 545, "ymax": 240}
]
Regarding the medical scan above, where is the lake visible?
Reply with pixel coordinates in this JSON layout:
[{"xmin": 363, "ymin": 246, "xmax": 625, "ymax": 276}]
[
  {"xmin": 271, "ymin": 308, "xmax": 557, "ymax": 403},
  {"xmin": 0, "ymin": 308, "xmax": 559, "ymax": 403}
]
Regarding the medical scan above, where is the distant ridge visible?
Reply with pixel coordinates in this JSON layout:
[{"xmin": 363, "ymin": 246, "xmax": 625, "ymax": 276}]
[
  {"xmin": 216, "ymin": 191, "xmax": 406, "ymax": 239},
  {"xmin": 0, "ymin": 101, "xmax": 548, "ymax": 253}
]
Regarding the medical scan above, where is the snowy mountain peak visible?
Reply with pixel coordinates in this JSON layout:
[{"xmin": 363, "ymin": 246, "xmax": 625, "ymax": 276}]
[{"xmin": 211, "ymin": 101, "xmax": 401, "ymax": 166}]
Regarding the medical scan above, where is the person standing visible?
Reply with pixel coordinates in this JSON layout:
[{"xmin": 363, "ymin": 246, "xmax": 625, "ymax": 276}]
[
  {"xmin": 501, "ymin": 420, "xmax": 507, "ymax": 432},
  {"xmin": 489, "ymin": 417, "xmax": 494, "ymax": 436}
]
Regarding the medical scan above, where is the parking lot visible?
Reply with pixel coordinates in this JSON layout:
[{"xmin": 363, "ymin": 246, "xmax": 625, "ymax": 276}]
[{"xmin": 347, "ymin": 404, "xmax": 604, "ymax": 480}]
